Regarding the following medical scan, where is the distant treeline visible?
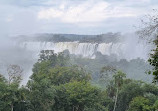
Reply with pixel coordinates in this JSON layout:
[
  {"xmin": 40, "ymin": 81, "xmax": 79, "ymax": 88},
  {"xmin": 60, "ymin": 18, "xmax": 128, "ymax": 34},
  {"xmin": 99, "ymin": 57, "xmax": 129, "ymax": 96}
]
[{"xmin": 14, "ymin": 32, "xmax": 121, "ymax": 43}]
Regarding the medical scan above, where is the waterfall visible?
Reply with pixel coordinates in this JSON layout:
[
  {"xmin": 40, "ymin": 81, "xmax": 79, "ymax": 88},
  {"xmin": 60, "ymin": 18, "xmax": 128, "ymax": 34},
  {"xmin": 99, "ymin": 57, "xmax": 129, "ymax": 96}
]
[{"xmin": 18, "ymin": 41, "xmax": 149, "ymax": 60}]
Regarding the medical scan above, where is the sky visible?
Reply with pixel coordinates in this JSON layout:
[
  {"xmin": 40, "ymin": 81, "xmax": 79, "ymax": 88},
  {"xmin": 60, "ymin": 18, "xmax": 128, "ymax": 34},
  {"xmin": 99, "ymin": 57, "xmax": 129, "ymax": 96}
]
[{"xmin": 0, "ymin": 0, "xmax": 158, "ymax": 35}]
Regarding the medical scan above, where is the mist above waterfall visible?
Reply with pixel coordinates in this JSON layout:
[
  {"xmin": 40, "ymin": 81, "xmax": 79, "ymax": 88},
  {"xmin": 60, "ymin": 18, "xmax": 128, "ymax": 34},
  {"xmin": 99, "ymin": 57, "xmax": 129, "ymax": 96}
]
[
  {"xmin": 15, "ymin": 33, "xmax": 152, "ymax": 61},
  {"xmin": 0, "ymin": 35, "xmax": 36, "ymax": 85},
  {"xmin": 121, "ymin": 33, "xmax": 152, "ymax": 60},
  {"xmin": 0, "ymin": 32, "xmax": 153, "ymax": 84}
]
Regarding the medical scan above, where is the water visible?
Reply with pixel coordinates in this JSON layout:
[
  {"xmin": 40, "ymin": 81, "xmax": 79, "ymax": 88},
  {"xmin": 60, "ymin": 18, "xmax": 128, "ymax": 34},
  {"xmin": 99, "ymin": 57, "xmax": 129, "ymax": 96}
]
[{"xmin": 18, "ymin": 41, "xmax": 149, "ymax": 60}]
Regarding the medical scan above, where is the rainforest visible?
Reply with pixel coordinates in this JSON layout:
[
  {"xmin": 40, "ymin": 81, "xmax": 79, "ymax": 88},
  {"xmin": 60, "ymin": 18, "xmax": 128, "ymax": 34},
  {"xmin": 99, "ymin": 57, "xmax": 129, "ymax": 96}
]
[{"xmin": 0, "ymin": 0, "xmax": 158, "ymax": 111}]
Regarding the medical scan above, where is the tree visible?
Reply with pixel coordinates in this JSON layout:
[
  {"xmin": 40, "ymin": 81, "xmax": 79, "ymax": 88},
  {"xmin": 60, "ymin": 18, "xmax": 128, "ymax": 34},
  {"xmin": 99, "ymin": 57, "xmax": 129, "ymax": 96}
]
[
  {"xmin": 0, "ymin": 74, "xmax": 8, "ymax": 111},
  {"xmin": 112, "ymin": 71, "xmax": 126, "ymax": 111},
  {"xmin": 6, "ymin": 65, "xmax": 23, "ymax": 111},
  {"xmin": 48, "ymin": 66, "xmax": 91, "ymax": 85},
  {"xmin": 54, "ymin": 81, "xmax": 106, "ymax": 111},
  {"xmin": 31, "ymin": 50, "xmax": 70, "ymax": 81},
  {"xmin": 137, "ymin": 10, "xmax": 158, "ymax": 82},
  {"xmin": 137, "ymin": 9, "xmax": 158, "ymax": 38},
  {"xmin": 99, "ymin": 66, "xmax": 117, "ymax": 87},
  {"xmin": 148, "ymin": 36, "xmax": 158, "ymax": 82},
  {"xmin": 27, "ymin": 65, "xmax": 91, "ymax": 111},
  {"xmin": 153, "ymin": 100, "xmax": 158, "ymax": 111},
  {"xmin": 27, "ymin": 50, "xmax": 93, "ymax": 111},
  {"xmin": 7, "ymin": 65, "xmax": 23, "ymax": 85},
  {"xmin": 13, "ymin": 87, "xmax": 29, "ymax": 111},
  {"xmin": 127, "ymin": 96, "xmax": 151, "ymax": 111},
  {"xmin": 38, "ymin": 50, "xmax": 69, "ymax": 67},
  {"xmin": 0, "ymin": 74, "xmax": 26, "ymax": 111},
  {"xmin": 27, "ymin": 78, "xmax": 56, "ymax": 111},
  {"xmin": 99, "ymin": 67, "xmax": 127, "ymax": 111},
  {"xmin": 116, "ymin": 80, "xmax": 144, "ymax": 111}
]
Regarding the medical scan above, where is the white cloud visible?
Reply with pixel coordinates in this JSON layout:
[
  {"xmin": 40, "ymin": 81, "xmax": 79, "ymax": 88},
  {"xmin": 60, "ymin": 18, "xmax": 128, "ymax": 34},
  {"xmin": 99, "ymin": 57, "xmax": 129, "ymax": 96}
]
[
  {"xmin": 5, "ymin": 14, "xmax": 14, "ymax": 22},
  {"xmin": 126, "ymin": 0, "xmax": 150, "ymax": 3},
  {"xmin": 1, "ymin": 0, "xmax": 157, "ymax": 35},
  {"xmin": 38, "ymin": 8, "xmax": 64, "ymax": 19},
  {"xmin": 37, "ymin": 0, "xmax": 138, "ymax": 24},
  {"xmin": 6, "ymin": 18, "xmax": 13, "ymax": 22}
]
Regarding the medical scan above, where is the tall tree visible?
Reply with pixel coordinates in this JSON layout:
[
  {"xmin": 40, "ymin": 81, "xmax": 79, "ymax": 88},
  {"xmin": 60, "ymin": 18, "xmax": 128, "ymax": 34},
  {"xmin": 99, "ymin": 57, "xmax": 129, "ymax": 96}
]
[
  {"xmin": 113, "ymin": 71, "xmax": 126, "ymax": 111},
  {"xmin": 137, "ymin": 10, "xmax": 158, "ymax": 82},
  {"xmin": 7, "ymin": 65, "xmax": 23, "ymax": 85},
  {"xmin": 0, "ymin": 72, "xmax": 26, "ymax": 111},
  {"xmin": 7, "ymin": 65, "xmax": 23, "ymax": 111}
]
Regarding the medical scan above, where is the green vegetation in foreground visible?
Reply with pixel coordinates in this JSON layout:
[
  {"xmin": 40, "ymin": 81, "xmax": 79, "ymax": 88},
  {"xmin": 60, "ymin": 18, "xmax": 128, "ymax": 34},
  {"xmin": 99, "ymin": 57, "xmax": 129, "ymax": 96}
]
[{"xmin": 0, "ymin": 50, "xmax": 158, "ymax": 111}]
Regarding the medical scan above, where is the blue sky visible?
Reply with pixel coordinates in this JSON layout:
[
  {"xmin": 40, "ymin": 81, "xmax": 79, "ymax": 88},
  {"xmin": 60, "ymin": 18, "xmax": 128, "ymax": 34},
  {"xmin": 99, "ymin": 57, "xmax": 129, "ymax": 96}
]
[{"xmin": 0, "ymin": 0, "xmax": 158, "ymax": 35}]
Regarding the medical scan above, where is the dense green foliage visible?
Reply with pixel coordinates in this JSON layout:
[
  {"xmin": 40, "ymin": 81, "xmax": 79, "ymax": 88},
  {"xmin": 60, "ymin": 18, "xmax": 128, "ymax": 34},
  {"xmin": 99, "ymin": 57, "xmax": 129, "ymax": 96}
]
[
  {"xmin": 0, "ymin": 74, "xmax": 26, "ymax": 111},
  {"xmin": 70, "ymin": 53, "xmax": 152, "ymax": 82},
  {"xmin": 127, "ymin": 96, "xmax": 151, "ymax": 111},
  {"xmin": 0, "ymin": 50, "xmax": 158, "ymax": 111},
  {"xmin": 148, "ymin": 36, "xmax": 158, "ymax": 82}
]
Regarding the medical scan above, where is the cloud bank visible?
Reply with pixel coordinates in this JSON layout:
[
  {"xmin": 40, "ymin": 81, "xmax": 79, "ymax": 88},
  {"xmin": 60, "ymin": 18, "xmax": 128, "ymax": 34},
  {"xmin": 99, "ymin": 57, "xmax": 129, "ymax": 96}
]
[
  {"xmin": 0, "ymin": 0, "xmax": 157, "ymax": 35},
  {"xmin": 37, "ymin": 1, "xmax": 137, "ymax": 24}
]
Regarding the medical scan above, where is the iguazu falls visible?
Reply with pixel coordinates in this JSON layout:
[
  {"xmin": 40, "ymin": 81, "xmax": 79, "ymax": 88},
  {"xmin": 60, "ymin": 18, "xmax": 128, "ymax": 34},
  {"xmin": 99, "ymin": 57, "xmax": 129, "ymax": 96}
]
[
  {"xmin": 16, "ymin": 33, "xmax": 149, "ymax": 60},
  {"xmin": 0, "ymin": 0, "xmax": 158, "ymax": 111}
]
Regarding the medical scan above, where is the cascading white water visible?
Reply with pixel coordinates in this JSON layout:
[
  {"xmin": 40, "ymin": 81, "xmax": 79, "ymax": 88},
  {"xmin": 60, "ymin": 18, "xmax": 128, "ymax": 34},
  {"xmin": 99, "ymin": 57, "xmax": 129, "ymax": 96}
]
[{"xmin": 19, "ymin": 41, "xmax": 149, "ymax": 60}]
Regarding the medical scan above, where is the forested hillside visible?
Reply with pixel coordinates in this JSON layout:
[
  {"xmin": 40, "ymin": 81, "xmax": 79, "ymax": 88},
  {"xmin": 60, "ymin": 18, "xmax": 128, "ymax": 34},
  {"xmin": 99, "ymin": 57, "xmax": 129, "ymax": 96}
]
[{"xmin": 0, "ymin": 50, "xmax": 158, "ymax": 111}]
